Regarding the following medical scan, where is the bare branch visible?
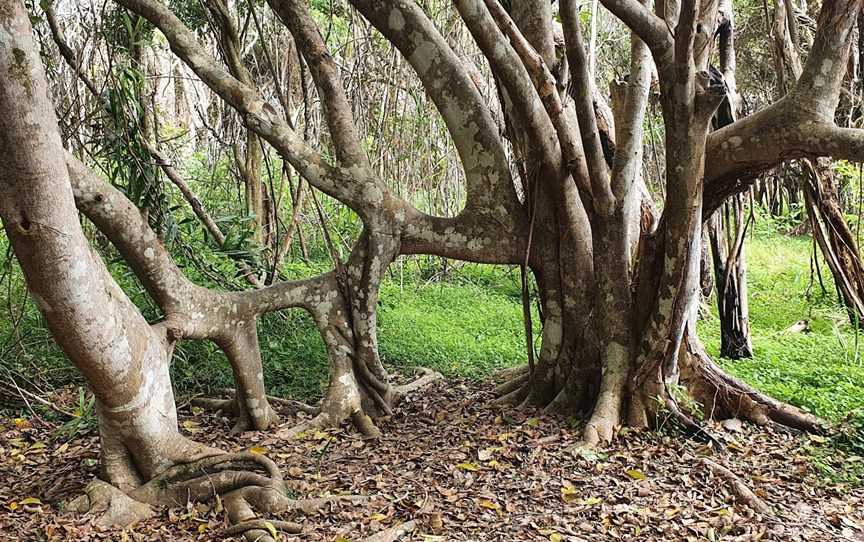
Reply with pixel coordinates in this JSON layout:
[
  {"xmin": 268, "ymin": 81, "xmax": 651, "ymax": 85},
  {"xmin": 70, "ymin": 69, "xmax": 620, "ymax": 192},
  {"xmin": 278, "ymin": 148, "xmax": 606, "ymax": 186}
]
[
  {"xmin": 348, "ymin": 0, "xmax": 520, "ymax": 214},
  {"xmin": 113, "ymin": 0, "xmax": 377, "ymax": 214},
  {"xmin": 600, "ymin": 0, "xmax": 671, "ymax": 54},
  {"xmin": 790, "ymin": 0, "xmax": 861, "ymax": 116},
  {"xmin": 267, "ymin": 0, "xmax": 370, "ymax": 168},
  {"xmin": 560, "ymin": 0, "xmax": 614, "ymax": 214}
]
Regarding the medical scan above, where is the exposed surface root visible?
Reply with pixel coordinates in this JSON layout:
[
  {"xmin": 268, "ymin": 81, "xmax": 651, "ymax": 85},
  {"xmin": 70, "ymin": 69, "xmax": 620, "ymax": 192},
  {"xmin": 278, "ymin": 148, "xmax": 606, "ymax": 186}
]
[
  {"xmin": 275, "ymin": 369, "xmax": 443, "ymax": 440},
  {"xmin": 200, "ymin": 390, "xmax": 322, "ymax": 416},
  {"xmin": 580, "ymin": 415, "xmax": 619, "ymax": 448},
  {"xmin": 681, "ymin": 338, "xmax": 825, "ymax": 433},
  {"xmin": 191, "ymin": 397, "xmax": 236, "ymax": 415},
  {"xmin": 221, "ymin": 519, "xmax": 303, "ymax": 538},
  {"xmin": 494, "ymin": 372, "xmax": 529, "ymax": 397},
  {"xmin": 10, "ymin": 378, "xmax": 861, "ymax": 541},
  {"xmin": 190, "ymin": 394, "xmax": 281, "ymax": 434},
  {"xmin": 393, "ymin": 368, "xmax": 444, "ymax": 398},
  {"xmin": 66, "ymin": 480, "xmax": 154, "ymax": 528},
  {"xmin": 68, "ymin": 452, "xmax": 296, "ymax": 542},
  {"xmin": 700, "ymin": 458, "xmax": 773, "ymax": 516},
  {"xmin": 276, "ymin": 405, "xmax": 380, "ymax": 440}
]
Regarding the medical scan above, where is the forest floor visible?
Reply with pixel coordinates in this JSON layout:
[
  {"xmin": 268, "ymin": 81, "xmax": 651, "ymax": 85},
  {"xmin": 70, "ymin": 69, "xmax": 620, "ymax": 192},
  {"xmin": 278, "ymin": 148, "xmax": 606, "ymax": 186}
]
[{"xmin": 2, "ymin": 377, "xmax": 863, "ymax": 542}]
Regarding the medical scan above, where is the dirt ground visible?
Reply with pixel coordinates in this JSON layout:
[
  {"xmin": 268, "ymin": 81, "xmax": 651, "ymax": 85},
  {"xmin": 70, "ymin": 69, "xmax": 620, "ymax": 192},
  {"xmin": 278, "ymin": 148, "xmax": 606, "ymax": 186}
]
[{"xmin": 1, "ymin": 377, "xmax": 863, "ymax": 541}]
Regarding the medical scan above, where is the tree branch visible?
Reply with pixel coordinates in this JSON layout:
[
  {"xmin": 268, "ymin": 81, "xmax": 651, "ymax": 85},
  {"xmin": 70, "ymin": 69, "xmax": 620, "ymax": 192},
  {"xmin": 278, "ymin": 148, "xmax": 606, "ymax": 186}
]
[
  {"xmin": 599, "ymin": 0, "xmax": 671, "ymax": 54},
  {"xmin": 113, "ymin": 0, "xmax": 377, "ymax": 215}
]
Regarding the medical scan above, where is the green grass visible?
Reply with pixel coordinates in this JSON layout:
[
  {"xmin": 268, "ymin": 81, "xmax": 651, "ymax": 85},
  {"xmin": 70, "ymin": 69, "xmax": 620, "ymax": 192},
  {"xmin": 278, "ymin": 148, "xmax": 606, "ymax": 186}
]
[
  {"xmin": 3, "ymin": 217, "xmax": 864, "ymax": 425},
  {"xmin": 697, "ymin": 230, "xmax": 864, "ymax": 421}
]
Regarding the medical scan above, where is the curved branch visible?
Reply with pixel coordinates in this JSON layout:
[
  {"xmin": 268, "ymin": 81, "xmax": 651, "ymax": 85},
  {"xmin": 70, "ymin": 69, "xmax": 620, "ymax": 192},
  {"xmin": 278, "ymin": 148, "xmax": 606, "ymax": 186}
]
[
  {"xmin": 67, "ymin": 152, "xmax": 198, "ymax": 314},
  {"xmin": 267, "ymin": 0, "xmax": 369, "ymax": 169},
  {"xmin": 703, "ymin": 0, "xmax": 862, "ymax": 216},
  {"xmin": 484, "ymin": 0, "xmax": 600, "ymax": 211},
  {"xmin": 599, "ymin": 0, "xmax": 671, "ymax": 54},
  {"xmin": 560, "ymin": 0, "xmax": 614, "ymax": 214},
  {"xmin": 113, "ymin": 0, "xmax": 377, "ymax": 215},
  {"xmin": 789, "ymin": 0, "xmax": 861, "ymax": 116},
  {"xmin": 348, "ymin": 0, "xmax": 521, "ymax": 216}
]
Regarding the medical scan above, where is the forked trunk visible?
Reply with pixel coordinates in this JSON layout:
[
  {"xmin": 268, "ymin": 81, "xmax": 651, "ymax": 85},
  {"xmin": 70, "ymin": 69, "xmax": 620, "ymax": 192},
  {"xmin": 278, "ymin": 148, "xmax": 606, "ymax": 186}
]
[{"xmin": 1, "ymin": 9, "xmax": 296, "ymax": 541}]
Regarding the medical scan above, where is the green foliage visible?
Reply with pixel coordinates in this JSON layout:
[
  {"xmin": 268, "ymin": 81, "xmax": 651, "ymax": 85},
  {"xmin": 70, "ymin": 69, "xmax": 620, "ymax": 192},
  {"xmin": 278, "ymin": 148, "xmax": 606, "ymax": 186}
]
[
  {"xmin": 807, "ymin": 432, "xmax": 864, "ymax": 488},
  {"xmin": 698, "ymin": 222, "xmax": 864, "ymax": 421},
  {"xmin": 377, "ymin": 267, "xmax": 532, "ymax": 378},
  {"xmin": 104, "ymin": 64, "xmax": 177, "ymax": 237},
  {"xmin": 835, "ymin": 409, "xmax": 864, "ymax": 456},
  {"xmin": 56, "ymin": 388, "xmax": 97, "ymax": 439},
  {"xmin": 168, "ymin": 0, "xmax": 209, "ymax": 31}
]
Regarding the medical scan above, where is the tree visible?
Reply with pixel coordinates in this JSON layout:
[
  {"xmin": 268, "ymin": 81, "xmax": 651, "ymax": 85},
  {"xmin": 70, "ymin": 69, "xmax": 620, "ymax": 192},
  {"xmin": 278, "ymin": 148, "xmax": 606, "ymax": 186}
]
[
  {"xmin": 109, "ymin": 0, "xmax": 862, "ymax": 440},
  {"xmin": 4, "ymin": 0, "xmax": 864, "ymax": 536}
]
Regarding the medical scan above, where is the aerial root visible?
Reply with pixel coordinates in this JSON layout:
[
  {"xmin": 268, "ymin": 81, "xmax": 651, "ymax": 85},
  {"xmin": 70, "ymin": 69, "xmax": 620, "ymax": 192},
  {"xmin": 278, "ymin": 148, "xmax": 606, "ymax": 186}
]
[{"xmin": 700, "ymin": 458, "xmax": 773, "ymax": 516}]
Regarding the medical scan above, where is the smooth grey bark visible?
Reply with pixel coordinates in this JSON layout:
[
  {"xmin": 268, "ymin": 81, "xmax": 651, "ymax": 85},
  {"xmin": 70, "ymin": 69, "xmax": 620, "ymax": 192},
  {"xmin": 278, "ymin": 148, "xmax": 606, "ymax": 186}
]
[
  {"xmin": 0, "ymin": 6, "xmax": 375, "ymax": 539},
  {"xmin": 109, "ymin": 0, "xmax": 855, "ymax": 451}
]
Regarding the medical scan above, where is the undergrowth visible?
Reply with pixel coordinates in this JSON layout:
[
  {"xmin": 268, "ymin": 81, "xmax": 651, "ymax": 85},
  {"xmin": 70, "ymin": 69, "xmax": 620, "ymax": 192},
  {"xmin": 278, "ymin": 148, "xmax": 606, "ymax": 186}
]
[{"xmin": 3, "ymin": 209, "xmax": 864, "ymax": 486}]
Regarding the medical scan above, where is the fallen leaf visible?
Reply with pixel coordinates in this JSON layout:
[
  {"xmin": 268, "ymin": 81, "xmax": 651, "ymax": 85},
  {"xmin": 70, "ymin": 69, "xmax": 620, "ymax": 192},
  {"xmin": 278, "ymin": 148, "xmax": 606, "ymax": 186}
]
[
  {"xmin": 625, "ymin": 468, "xmax": 646, "ymax": 480},
  {"xmin": 13, "ymin": 418, "xmax": 30, "ymax": 429},
  {"xmin": 478, "ymin": 499, "xmax": 500, "ymax": 511}
]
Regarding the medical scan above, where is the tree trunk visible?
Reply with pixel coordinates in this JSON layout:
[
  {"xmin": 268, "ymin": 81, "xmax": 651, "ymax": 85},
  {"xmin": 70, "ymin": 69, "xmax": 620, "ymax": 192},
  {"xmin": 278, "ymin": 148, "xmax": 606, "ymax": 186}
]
[
  {"xmin": 707, "ymin": 0, "xmax": 753, "ymax": 359},
  {"xmin": 708, "ymin": 195, "xmax": 754, "ymax": 358},
  {"xmin": 115, "ymin": 0, "xmax": 860, "ymax": 455},
  {"xmin": 0, "ymin": 7, "xmax": 315, "ymax": 540}
]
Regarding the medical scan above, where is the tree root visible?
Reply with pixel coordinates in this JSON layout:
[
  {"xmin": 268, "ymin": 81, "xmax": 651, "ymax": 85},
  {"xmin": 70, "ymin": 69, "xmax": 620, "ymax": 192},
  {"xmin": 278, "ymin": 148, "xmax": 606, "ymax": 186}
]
[
  {"xmin": 392, "ymin": 367, "xmax": 443, "ymax": 398},
  {"xmin": 700, "ymin": 458, "xmax": 773, "ymax": 516},
  {"xmin": 190, "ymin": 394, "xmax": 281, "ymax": 434},
  {"xmin": 499, "ymin": 334, "xmax": 821, "ymax": 451},
  {"xmin": 195, "ymin": 391, "xmax": 321, "ymax": 416},
  {"xmin": 69, "ymin": 451, "xmax": 367, "ymax": 541},
  {"xmin": 67, "ymin": 480, "xmax": 155, "ymax": 529},
  {"xmin": 68, "ymin": 452, "xmax": 295, "ymax": 542},
  {"xmin": 275, "ymin": 367, "xmax": 443, "ymax": 439},
  {"xmin": 221, "ymin": 519, "xmax": 303, "ymax": 538},
  {"xmin": 494, "ymin": 371, "xmax": 529, "ymax": 397},
  {"xmin": 681, "ymin": 338, "xmax": 825, "ymax": 433},
  {"xmin": 362, "ymin": 520, "xmax": 418, "ymax": 541},
  {"xmin": 274, "ymin": 401, "xmax": 380, "ymax": 439}
]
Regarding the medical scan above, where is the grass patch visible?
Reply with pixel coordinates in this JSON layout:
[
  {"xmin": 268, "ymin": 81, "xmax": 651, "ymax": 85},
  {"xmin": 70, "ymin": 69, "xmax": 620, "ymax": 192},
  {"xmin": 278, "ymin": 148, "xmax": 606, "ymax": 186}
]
[
  {"xmin": 3, "ymin": 218, "xmax": 864, "ymax": 426},
  {"xmin": 697, "ymin": 229, "xmax": 864, "ymax": 421}
]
